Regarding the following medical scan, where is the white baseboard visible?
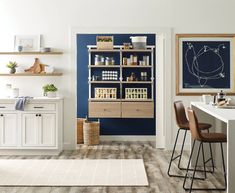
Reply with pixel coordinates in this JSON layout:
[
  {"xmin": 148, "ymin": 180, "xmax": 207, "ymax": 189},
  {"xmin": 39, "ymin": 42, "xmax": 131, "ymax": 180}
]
[{"xmin": 100, "ymin": 135, "xmax": 156, "ymax": 141}]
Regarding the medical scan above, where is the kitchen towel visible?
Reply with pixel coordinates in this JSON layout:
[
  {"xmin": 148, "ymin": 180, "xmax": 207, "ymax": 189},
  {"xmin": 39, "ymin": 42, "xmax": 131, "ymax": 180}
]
[{"xmin": 15, "ymin": 96, "xmax": 33, "ymax": 111}]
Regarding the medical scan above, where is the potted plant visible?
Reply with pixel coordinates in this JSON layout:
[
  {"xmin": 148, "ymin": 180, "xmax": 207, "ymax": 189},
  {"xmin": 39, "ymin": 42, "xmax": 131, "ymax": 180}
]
[
  {"xmin": 42, "ymin": 84, "xmax": 58, "ymax": 98},
  {"xmin": 6, "ymin": 61, "xmax": 18, "ymax": 74}
]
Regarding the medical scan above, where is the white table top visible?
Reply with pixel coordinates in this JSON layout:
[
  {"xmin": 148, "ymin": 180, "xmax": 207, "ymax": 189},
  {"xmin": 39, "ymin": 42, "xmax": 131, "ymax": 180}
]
[{"xmin": 191, "ymin": 102, "xmax": 235, "ymax": 123}]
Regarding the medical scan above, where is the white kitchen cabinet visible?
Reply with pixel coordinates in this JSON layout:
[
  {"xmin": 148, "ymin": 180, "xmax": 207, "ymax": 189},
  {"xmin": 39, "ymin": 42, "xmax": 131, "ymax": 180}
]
[
  {"xmin": 22, "ymin": 113, "xmax": 56, "ymax": 147},
  {"xmin": 0, "ymin": 113, "xmax": 17, "ymax": 147},
  {"xmin": 0, "ymin": 98, "xmax": 63, "ymax": 155}
]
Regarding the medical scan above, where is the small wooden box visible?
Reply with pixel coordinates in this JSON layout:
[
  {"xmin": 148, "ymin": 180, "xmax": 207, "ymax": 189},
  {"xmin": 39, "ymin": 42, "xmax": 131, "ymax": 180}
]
[{"xmin": 96, "ymin": 36, "xmax": 113, "ymax": 50}]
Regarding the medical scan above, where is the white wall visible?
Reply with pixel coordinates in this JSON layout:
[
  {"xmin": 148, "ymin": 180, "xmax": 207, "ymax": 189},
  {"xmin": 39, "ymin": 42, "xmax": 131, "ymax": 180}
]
[{"xmin": 0, "ymin": 0, "xmax": 234, "ymax": 149}]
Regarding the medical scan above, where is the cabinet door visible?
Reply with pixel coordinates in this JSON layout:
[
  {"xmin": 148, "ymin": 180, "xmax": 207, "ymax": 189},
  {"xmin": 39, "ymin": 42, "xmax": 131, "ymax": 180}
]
[
  {"xmin": 0, "ymin": 113, "xmax": 17, "ymax": 147},
  {"xmin": 22, "ymin": 114, "xmax": 39, "ymax": 146},
  {"xmin": 39, "ymin": 113, "xmax": 56, "ymax": 146}
]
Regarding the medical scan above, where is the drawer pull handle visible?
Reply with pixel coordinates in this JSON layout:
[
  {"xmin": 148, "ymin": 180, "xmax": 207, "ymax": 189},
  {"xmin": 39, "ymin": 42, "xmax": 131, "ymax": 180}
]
[
  {"xmin": 34, "ymin": 106, "xmax": 44, "ymax": 109},
  {"xmin": 136, "ymin": 109, "xmax": 140, "ymax": 112},
  {"xmin": 0, "ymin": 114, "xmax": 3, "ymax": 117},
  {"xmin": 0, "ymin": 106, "xmax": 6, "ymax": 108},
  {"xmin": 103, "ymin": 109, "xmax": 107, "ymax": 111}
]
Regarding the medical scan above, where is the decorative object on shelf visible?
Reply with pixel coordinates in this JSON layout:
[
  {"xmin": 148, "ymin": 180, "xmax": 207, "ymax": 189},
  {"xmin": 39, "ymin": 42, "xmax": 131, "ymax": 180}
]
[
  {"xmin": 102, "ymin": 71, "xmax": 118, "ymax": 80},
  {"xmin": 105, "ymin": 57, "xmax": 114, "ymax": 65},
  {"xmin": 123, "ymin": 42, "xmax": 131, "ymax": 49},
  {"xmin": 44, "ymin": 66, "xmax": 54, "ymax": 73},
  {"xmin": 123, "ymin": 57, "xmax": 127, "ymax": 65},
  {"xmin": 6, "ymin": 61, "xmax": 18, "ymax": 74},
  {"xmin": 11, "ymin": 88, "xmax": 19, "ymax": 98},
  {"xmin": 142, "ymin": 56, "xmax": 150, "ymax": 66},
  {"xmin": 17, "ymin": 46, "xmax": 23, "ymax": 52},
  {"xmin": 130, "ymin": 36, "xmax": 147, "ymax": 49},
  {"xmin": 125, "ymin": 88, "xmax": 148, "ymax": 99},
  {"xmin": 40, "ymin": 47, "xmax": 51, "ymax": 52},
  {"xmin": 140, "ymin": 72, "xmax": 148, "ymax": 81},
  {"xmin": 127, "ymin": 72, "xmax": 138, "ymax": 81},
  {"xmin": 95, "ymin": 88, "xmax": 117, "ymax": 99},
  {"xmin": 24, "ymin": 58, "xmax": 46, "ymax": 74},
  {"xmin": 14, "ymin": 35, "xmax": 41, "ymax": 51},
  {"xmin": 94, "ymin": 55, "xmax": 105, "ymax": 65},
  {"xmin": 176, "ymin": 34, "xmax": 235, "ymax": 95},
  {"xmin": 5, "ymin": 84, "xmax": 12, "ymax": 98},
  {"xmin": 96, "ymin": 36, "xmax": 113, "ymax": 50},
  {"xmin": 126, "ymin": 55, "xmax": 138, "ymax": 65},
  {"xmin": 43, "ymin": 84, "xmax": 58, "ymax": 98},
  {"xmin": 92, "ymin": 75, "xmax": 101, "ymax": 81}
]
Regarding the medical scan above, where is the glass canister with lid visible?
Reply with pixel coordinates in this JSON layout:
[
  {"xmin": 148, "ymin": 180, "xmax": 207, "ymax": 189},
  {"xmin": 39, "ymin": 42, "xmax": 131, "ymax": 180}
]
[
  {"xmin": 105, "ymin": 57, "xmax": 114, "ymax": 65},
  {"xmin": 95, "ymin": 55, "xmax": 105, "ymax": 65}
]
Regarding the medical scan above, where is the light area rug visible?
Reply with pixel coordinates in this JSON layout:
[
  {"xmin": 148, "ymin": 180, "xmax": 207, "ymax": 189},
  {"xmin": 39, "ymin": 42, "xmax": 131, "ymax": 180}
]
[{"xmin": 0, "ymin": 159, "xmax": 148, "ymax": 186}]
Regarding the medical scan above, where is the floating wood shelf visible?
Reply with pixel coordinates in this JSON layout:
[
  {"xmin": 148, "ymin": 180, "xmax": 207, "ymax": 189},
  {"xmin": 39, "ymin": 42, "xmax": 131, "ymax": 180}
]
[
  {"xmin": 0, "ymin": 72, "xmax": 63, "ymax": 76},
  {"xmin": 121, "ymin": 49, "xmax": 153, "ymax": 53},
  {"xmin": 0, "ymin": 52, "xmax": 63, "ymax": 55}
]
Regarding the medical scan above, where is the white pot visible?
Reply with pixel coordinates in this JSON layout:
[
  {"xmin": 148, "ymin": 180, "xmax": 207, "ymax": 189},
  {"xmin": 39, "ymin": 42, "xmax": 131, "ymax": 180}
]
[
  {"xmin": 130, "ymin": 36, "xmax": 147, "ymax": 43},
  {"xmin": 46, "ymin": 91, "xmax": 56, "ymax": 98}
]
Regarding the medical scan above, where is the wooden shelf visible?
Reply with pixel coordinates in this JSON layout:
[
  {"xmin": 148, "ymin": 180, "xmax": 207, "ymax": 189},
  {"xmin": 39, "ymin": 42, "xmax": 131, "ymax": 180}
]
[
  {"xmin": 89, "ymin": 98, "xmax": 121, "ymax": 102},
  {"xmin": 89, "ymin": 81, "xmax": 120, "ymax": 84},
  {"xmin": 0, "ymin": 52, "xmax": 63, "ymax": 55},
  {"xmin": 89, "ymin": 98, "xmax": 153, "ymax": 102},
  {"xmin": 88, "ymin": 65, "xmax": 120, "ymax": 68},
  {"xmin": 121, "ymin": 65, "xmax": 152, "ymax": 68},
  {"xmin": 122, "ymin": 99, "xmax": 154, "ymax": 102},
  {"xmin": 122, "ymin": 81, "xmax": 153, "ymax": 84},
  {"xmin": 121, "ymin": 49, "xmax": 153, "ymax": 53},
  {"xmin": 0, "ymin": 72, "xmax": 63, "ymax": 76},
  {"xmin": 88, "ymin": 49, "xmax": 120, "ymax": 53}
]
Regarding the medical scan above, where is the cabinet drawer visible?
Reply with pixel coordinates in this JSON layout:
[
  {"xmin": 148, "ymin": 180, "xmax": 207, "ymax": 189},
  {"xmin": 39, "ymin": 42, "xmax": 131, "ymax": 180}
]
[
  {"xmin": 24, "ymin": 103, "xmax": 56, "ymax": 111},
  {"xmin": 122, "ymin": 102, "xmax": 154, "ymax": 118},
  {"xmin": 89, "ymin": 102, "xmax": 121, "ymax": 118},
  {"xmin": 0, "ymin": 104, "xmax": 15, "ymax": 111}
]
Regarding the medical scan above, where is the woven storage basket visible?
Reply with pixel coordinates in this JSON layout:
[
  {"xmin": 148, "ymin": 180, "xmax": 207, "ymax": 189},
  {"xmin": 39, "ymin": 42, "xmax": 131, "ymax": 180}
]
[
  {"xmin": 83, "ymin": 120, "xmax": 100, "ymax": 145},
  {"xmin": 77, "ymin": 118, "xmax": 85, "ymax": 144}
]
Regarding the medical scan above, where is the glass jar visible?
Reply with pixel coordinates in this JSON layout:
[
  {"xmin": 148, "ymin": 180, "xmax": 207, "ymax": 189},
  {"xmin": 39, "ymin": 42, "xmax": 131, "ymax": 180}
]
[
  {"xmin": 5, "ymin": 84, "xmax": 12, "ymax": 98},
  {"xmin": 105, "ymin": 57, "xmax": 113, "ymax": 65}
]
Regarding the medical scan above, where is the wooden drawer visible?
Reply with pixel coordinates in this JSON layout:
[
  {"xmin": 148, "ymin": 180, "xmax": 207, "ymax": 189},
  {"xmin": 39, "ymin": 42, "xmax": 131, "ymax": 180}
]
[
  {"xmin": 24, "ymin": 103, "xmax": 56, "ymax": 111},
  {"xmin": 89, "ymin": 102, "xmax": 121, "ymax": 118},
  {"xmin": 0, "ymin": 103, "xmax": 15, "ymax": 111},
  {"xmin": 121, "ymin": 102, "xmax": 154, "ymax": 118}
]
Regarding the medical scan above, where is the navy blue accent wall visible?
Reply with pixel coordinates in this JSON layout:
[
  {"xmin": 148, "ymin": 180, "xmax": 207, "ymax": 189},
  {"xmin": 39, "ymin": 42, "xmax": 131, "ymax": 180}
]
[{"xmin": 77, "ymin": 34, "xmax": 156, "ymax": 135}]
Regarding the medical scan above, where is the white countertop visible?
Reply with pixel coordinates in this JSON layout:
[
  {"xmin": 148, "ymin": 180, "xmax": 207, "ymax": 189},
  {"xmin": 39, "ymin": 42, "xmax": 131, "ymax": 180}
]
[
  {"xmin": 191, "ymin": 102, "xmax": 235, "ymax": 123},
  {"xmin": 0, "ymin": 97, "xmax": 63, "ymax": 103}
]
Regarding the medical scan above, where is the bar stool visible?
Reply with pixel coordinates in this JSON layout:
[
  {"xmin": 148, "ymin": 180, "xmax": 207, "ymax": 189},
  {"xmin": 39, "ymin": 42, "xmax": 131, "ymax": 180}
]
[
  {"xmin": 167, "ymin": 101, "xmax": 215, "ymax": 178},
  {"xmin": 183, "ymin": 108, "xmax": 227, "ymax": 192}
]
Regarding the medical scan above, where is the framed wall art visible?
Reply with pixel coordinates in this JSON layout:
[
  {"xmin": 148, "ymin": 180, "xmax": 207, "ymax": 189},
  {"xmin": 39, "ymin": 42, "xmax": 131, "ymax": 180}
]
[
  {"xmin": 14, "ymin": 35, "xmax": 41, "ymax": 51},
  {"xmin": 176, "ymin": 34, "xmax": 235, "ymax": 95}
]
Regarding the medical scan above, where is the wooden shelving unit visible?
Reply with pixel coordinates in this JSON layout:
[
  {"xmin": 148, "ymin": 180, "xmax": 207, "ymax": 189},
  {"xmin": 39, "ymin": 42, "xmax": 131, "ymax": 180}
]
[
  {"xmin": 87, "ymin": 45, "xmax": 155, "ymax": 118},
  {"xmin": 0, "ymin": 72, "xmax": 63, "ymax": 76},
  {"xmin": 0, "ymin": 52, "xmax": 63, "ymax": 55}
]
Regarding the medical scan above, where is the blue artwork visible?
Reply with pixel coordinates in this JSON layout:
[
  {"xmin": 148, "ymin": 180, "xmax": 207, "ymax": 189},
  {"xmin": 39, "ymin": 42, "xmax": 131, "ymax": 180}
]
[
  {"xmin": 77, "ymin": 33, "xmax": 156, "ymax": 135},
  {"xmin": 182, "ymin": 41, "xmax": 231, "ymax": 89}
]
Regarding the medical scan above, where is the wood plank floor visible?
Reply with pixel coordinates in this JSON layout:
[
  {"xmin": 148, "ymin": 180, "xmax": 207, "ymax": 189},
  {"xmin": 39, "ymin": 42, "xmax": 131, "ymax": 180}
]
[{"xmin": 0, "ymin": 141, "xmax": 225, "ymax": 193}]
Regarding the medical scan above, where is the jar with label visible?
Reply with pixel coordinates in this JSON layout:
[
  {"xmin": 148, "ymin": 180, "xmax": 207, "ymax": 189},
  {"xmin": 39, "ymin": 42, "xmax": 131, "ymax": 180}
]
[
  {"xmin": 105, "ymin": 57, "xmax": 113, "ymax": 65},
  {"xmin": 11, "ymin": 88, "xmax": 19, "ymax": 98}
]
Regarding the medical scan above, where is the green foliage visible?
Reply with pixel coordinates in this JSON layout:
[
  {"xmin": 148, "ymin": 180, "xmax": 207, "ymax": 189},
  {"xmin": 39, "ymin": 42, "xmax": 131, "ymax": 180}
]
[
  {"xmin": 6, "ymin": 61, "xmax": 18, "ymax": 69},
  {"xmin": 43, "ymin": 84, "xmax": 58, "ymax": 93}
]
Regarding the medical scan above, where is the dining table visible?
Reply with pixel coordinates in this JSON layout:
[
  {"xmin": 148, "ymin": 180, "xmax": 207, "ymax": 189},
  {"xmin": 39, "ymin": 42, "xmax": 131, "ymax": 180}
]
[{"xmin": 191, "ymin": 102, "xmax": 235, "ymax": 193}]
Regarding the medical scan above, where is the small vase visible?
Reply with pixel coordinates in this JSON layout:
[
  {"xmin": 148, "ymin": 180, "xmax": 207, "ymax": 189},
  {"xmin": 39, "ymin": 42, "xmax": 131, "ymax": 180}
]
[
  {"xmin": 46, "ymin": 91, "xmax": 56, "ymax": 98},
  {"xmin": 10, "ymin": 68, "xmax": 16, "ymax": 74}
]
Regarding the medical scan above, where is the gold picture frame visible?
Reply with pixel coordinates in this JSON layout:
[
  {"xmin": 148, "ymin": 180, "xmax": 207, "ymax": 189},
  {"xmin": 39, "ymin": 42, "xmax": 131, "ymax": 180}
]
[{"xmin": 176, "ymin": 34, "xmax": 235, "ymax": 95}]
